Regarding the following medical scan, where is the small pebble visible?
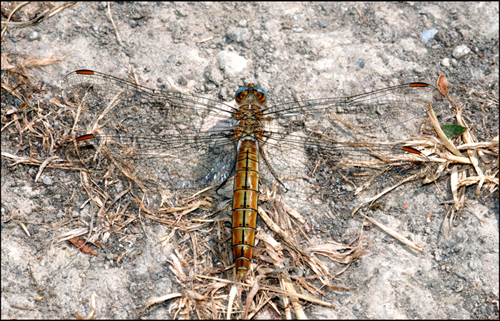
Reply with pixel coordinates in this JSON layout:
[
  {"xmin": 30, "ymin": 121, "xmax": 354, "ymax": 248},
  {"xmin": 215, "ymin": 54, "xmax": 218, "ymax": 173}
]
[
  {"xmin": 421, "ymin": 29, "xmax": 438, "ymax": 43},
  {"xmin": 226, "ymin": 27, "xmax": 249, "ymax": 43},
  {"xmin": 319, "ymin": 21, "xmax": 327, "ymax": 28},
  {"xmin": 356, "ymin": 60, "xmax": 365, "ymax": 68},
  {"xmin": 452, "ymin": 44, "xmax": 471, "ymax": 59},
  {"xmin": 238, "ymin": 19, "xmax": 247, "ymax": 27},
  {"xmin": 441, "ymin": 58, "xmax": 451, "ymax": 67},
  {"xmin": 28, "ymin": 31, "xmax": 39, "ymax": 41},
  {"xmin": 203, "ymin": 66, "xmax": 223, "ymax": 86},
  {"xmin": 217, "ymin": 51, "xmax": 248, "ymax": 77},
  {"xmin": 42, "ymin": 177, "xmax": 53, "ymax": 185}
]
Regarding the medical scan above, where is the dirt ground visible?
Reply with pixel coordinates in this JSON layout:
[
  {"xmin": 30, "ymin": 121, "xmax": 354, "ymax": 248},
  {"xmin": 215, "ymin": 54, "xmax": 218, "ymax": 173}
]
[{"xmin": 1, "ymin": 2, "xmax": 499, "ymax": 319}]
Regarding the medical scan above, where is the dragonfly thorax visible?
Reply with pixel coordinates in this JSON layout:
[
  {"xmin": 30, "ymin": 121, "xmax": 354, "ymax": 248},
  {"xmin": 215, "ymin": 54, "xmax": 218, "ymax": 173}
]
[
  {"xmin": 234, "ymin": 104, "xmax": 264, "ymax": 120},
  {"xmin": 233, "ymin": 100, "xmax": 266, "ymax": 141},
  {"xmin": 233, "ymin": 122, "xmax": 264, "ymax": 141}
]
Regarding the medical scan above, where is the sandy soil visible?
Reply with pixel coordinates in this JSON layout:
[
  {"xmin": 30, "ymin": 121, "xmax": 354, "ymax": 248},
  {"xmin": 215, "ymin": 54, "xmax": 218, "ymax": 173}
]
[{"xmin": 1, "ymin": 2, "xmax": 498, "ymax": 319}]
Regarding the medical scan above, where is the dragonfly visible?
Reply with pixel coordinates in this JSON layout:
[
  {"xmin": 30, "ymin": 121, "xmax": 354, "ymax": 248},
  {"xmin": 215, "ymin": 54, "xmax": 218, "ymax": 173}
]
[{"xmin": 61, "ymin": 70, "xmax": 447, "ymax": 281}]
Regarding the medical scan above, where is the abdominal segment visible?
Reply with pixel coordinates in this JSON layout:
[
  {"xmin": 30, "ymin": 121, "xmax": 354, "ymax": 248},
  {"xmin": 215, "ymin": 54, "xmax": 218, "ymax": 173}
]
[{"xmin": 232, "ymin": 141, "xmax": 259, "ymax": 281}]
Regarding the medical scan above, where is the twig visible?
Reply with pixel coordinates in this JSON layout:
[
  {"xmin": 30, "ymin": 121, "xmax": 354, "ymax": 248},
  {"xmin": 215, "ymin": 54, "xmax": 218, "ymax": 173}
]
[
  {"xmin": 34, "ymin": 155, "xmax": 60, "ymax": 182},
  {"xmin": 355, "ymin": 7, "xmax": 371, "ymax": 26},
  {"xmin": 145, "ymin": 293, "xmax": 182, "ymax": 308},
  {"xmin": 197, "ymin": 36, "xmax": 214, "ymax": 44},
  {"xmin": 357, "ymin": 212, "xmax": 424, "ymax": 252},
  {"xmin": 351, "ymin": 167, "xmax": 428, "ymax": 216},
  {"xmin": 107, "ymin": 2, "xmax": 123, "ymax": 45},
  {"xmin": 1, "ymin": 1, "xmax": 29, "ymax": 37},
  {"xmin": 259, "ymin": 285, "xmax": 336, "ymax": 308},
  {"xmin": 457, "ymin": 29, "xmax": 484, "ymax": 59}
]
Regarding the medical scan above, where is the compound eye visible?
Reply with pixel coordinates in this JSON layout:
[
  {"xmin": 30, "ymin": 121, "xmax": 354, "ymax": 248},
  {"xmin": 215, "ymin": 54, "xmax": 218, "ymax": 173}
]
[
  {"xmin": 253, "ymin": 87, "xmax": 267, "ymax": 101},
  {"xmin": 235, "ymin": 86, "xmax": 249, "ymax": 101}
]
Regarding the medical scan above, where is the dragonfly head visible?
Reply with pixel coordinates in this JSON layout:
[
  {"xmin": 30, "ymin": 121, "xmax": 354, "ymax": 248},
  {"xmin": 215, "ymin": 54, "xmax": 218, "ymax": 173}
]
[{"xmin": 235, "ymin": 84, "xmax": 267, "ymax": 105}]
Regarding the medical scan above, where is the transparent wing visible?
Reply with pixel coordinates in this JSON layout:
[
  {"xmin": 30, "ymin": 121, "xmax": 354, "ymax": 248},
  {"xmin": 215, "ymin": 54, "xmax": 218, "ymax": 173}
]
[
  {"xmin": 62, "ymin": 70, "xmax": 448, "ymax": 195},
  {"xmin": 258, "ymin": 83, "xmax": 448, "ymax": 190},
  {"xmin": 62, "ymin": 70, "xmax": 239, "ymax": 190}
]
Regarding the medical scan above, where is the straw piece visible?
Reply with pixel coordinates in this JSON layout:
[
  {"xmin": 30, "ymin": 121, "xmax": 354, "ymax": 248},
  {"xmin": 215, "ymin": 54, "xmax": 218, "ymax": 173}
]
[
  {"xmin": 358, "ymin": 213, "xmax": 424, "ymax": 252},
  {"xmin": 259, "ymin": 285, "xmax": 336, "ymax": 308},
  {"xmin": 145, "ymin": 293, "xmax": 182, "ymax": 308},
  {"xmin": 227, "ymin": 284, "xmax": 239, "ymax": 320},
  {"xmin": 34, "ymin": 155, "xmax": 60, "ymax": 182},
  {"xmin": 426, "ymin": 104, "xmax": 463, "ymax": 157}
]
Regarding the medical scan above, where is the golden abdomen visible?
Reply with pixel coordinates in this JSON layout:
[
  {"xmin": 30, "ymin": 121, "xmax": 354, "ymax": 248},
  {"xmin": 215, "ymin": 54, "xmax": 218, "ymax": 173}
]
[{"xmin": 232, "ymin": 141, "xmax": 259, "ymax": 281}]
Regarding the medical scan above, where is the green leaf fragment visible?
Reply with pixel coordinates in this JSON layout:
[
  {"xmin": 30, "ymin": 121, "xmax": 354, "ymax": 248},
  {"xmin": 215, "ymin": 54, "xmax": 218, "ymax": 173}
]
[{"xmin": 441, "ymin": 124, "xmax": 466, "ymax": 139}]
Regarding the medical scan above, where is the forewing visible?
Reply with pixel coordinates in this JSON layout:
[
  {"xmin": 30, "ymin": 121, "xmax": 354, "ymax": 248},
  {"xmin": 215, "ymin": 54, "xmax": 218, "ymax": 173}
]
[
  {"xmin": 62, "ymin": 70, "xmax": 238, "ymax": 190},
  {"xmin": 258, "ymin": 83, "xmax": 448, "ymax": 191}
]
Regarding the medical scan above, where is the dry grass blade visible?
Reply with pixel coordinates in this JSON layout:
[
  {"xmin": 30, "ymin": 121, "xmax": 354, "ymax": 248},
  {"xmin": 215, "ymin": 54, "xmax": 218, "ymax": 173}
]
[
  {"xmin": 450, "ymin": 166, "xmax": 460, "ymax": 210},
  {"xmin": 258, "ymin": 284, "xmax": 336, "ymax": 308},
  {"xmin": 1, "ymin": 54, "xmax": 67, "ymax": 76},
  {"xmin": 78, "ymin": 291, "xmax": 98, "ymax": 320},
  {"xmin": 21, "ymin": 55, "xmax": 67, "ymax": 69},
  {"xmin": 1, "ymin": 152, "xmax": 81, "ymax": 171},
  {"xmin": 34, "ymin": 155, "xmax": 60, "ymax": 182},
  {"xmin": 282, "ymin": 274, "xmax": 307, "ymax": 319},
  {"xmin": 145, "ymin": 293, "xmax": 182, "ymax": 308},
  {"xmin": 427, "ymin": 103, "xmax": 464, "ymax": 157},
  {"xmin": 0, "ymin": 1, "xmax": 29, "ymax": 37},
  {"xmin": 246, "ymin": 295, "xmax": 275, "ymax": 319},
  {"xmin": 358, "ymin": 213, "xmax": 424, "ymax": 252},
  {"xmin": 107, "ymin": 2, "xmax": 123, "ymax": 45},
  {"xmin": 19, "ymin": 221, "xmax": 30, "ymax": 237},
  {"xmin": 455, "ymin": 104, "xmax": 486, "ymax": 196},
  {"xmin": 457, "ymin": 140, "xmax": 499, "ymax": 150},
  {"xmin": 283, "ymin": 203, "xmax": 306, "ymax": 224},
  {"xmin": 352, "ymin": 167, "xmax": 428, "ymax": 216},
  {"xmin": 243, "ymin": 275, "xmax": 264, "ymax": 319},
  {"xmin": 227, "ymin": 284, "xmax": 239, "ymax": 319},
  {"xmin": 257, "ymin": 207, "xmax": 307, "ymax": 257},
  {"xmin": 57, "ymin": 228, "xmax": 89, "ymax": 243},
  {"xmin": 1, "ymin": 2, "xmax": 75, "ymax": 29},
  {"xmin": 257, "ymin": 228, "xmax": 282, "ymax": 251},
  {"xmin": 168, "ymin": 253, "xmax": 187, "ymax": 282},
  {"xmin": 255, "ymin": 224, "xmax": 307, "ymax": 318},
  {"xmin": 308, "ymin": 241, "xmax": 368, "ymax": 264}
]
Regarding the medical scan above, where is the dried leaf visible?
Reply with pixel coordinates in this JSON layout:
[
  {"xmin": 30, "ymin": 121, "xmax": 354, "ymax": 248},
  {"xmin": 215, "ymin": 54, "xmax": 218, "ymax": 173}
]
[
  {"xmin": 437, "ymin": 74, "xmax": 449, "ymax": 96},
  {"xmin": 68, "ymin": 237, "xmax": 98, "ymax": 256}
]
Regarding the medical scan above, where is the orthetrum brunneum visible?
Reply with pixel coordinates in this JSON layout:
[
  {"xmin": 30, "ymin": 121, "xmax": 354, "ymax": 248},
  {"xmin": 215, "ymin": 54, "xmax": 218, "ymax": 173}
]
[{"xmin": 62, "ymin": 70, "xmax": 447, "ymax": 280}]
